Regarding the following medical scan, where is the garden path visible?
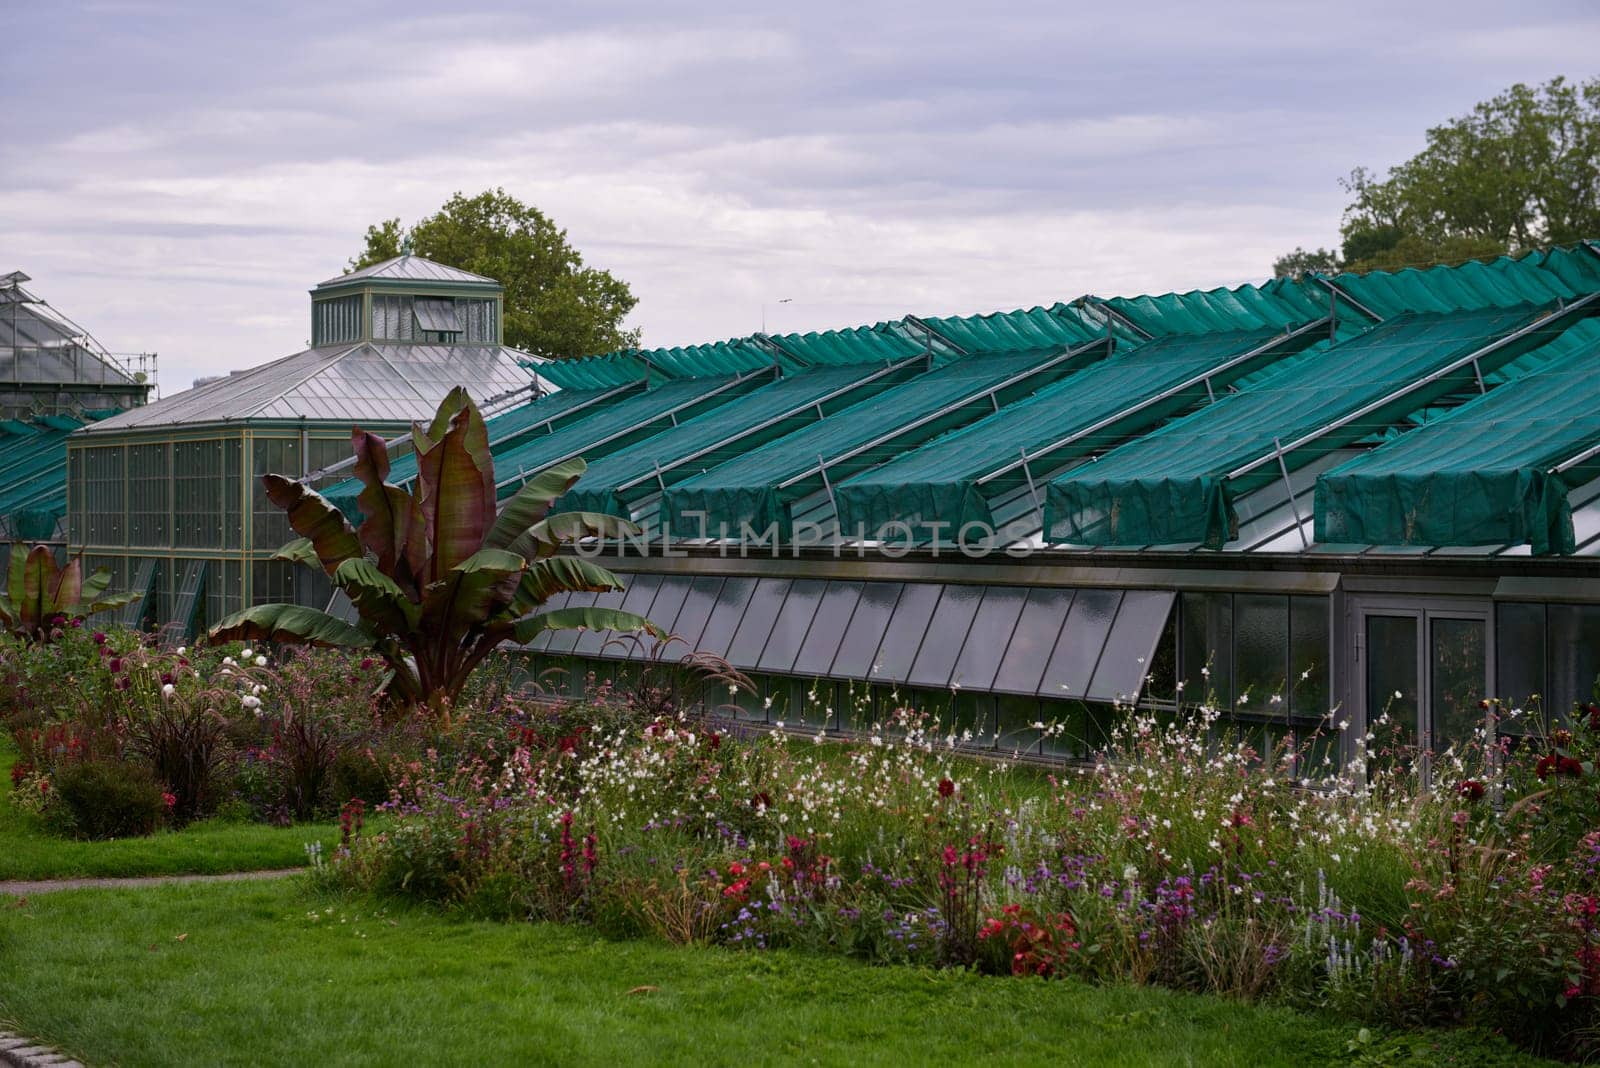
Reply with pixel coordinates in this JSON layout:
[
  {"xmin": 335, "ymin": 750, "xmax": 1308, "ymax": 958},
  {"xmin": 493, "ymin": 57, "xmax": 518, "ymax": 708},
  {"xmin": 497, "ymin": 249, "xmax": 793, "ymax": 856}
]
[{"xmin": 0, "ymin": 867, "xmax": 300, "ymax": 897}]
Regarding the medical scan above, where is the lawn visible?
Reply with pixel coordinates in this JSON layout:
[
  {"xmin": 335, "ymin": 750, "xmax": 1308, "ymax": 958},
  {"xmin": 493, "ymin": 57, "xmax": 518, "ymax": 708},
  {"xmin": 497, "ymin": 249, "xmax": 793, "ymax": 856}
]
[
  {"xmin": 0, "ymin": 737, "xmax": 339, "ymax": 881},
  {"xmin": 0, "ymin": 878, "xmax": 1549, "ymax": 1068}
]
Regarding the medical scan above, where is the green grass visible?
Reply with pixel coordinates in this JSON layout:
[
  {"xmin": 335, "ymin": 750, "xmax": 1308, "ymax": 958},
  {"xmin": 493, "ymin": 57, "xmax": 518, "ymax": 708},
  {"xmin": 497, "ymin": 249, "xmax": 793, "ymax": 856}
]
[
  {"xmin": 0, "ymin": 878, "xmax": 1551, "ymax": 1067},
  {"xmin": 0, "ymin": 738, "xmax": 340, "ymax": 881}
]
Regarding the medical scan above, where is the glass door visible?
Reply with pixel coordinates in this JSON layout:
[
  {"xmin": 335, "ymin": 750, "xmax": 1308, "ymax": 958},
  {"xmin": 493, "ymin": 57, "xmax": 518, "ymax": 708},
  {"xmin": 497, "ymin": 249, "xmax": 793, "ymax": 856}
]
[{"xmin": 1353, "ymin": 598, "xmax": 1490, "ymax": 779}]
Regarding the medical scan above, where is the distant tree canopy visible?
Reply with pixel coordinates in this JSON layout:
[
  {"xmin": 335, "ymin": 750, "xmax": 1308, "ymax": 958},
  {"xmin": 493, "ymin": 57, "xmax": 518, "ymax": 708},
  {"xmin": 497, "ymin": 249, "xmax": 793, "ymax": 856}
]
[
  {"xmin": 1274, "ymin": 76, "xmax": 1600, "ymax": 278},
  {"xmin": 351, "ymin": 189, "xmax": 640, "ymax": 359}
]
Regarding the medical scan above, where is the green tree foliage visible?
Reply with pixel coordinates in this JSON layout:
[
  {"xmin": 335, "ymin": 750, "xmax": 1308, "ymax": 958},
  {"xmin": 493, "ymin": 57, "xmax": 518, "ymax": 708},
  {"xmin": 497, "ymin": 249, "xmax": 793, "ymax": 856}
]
[
  {"xmin": 1277, "ymin": 76, "xmax": 1600, "ymax": 275},
  {"xmin": 208, "ymin": 388, "xmax": 660, "ymax": 715},
  {"xmin": 351, "ymin": 189, "xmax": 641, "ymax": 359},
  {"xmin": 1271, "ymin": 246, "xmax": 1343, "ymax": 280}
]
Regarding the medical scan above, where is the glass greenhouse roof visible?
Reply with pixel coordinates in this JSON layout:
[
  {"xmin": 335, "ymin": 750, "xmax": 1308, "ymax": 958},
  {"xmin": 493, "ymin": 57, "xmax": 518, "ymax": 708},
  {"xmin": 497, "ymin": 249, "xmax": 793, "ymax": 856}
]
[
  {"xmin": 318, "ymin": 256, "xmax": 500, "ymax": 289},
  {"xmin": 81, "ymin": 342, "xmax": 539, "ymax": 433}
]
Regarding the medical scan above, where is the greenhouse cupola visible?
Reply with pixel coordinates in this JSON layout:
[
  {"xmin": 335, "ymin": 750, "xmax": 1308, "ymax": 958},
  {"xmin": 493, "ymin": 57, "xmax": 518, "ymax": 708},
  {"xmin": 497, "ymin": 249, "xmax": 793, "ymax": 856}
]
[{"xmin": 309, "ymin": 255, "xmax": 504, "ymax": 346}]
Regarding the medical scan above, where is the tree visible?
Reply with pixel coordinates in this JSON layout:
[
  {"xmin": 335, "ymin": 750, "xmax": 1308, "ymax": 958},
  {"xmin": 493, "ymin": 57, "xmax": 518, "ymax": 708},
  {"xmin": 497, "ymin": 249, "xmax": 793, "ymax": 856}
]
[
  {"xmin": 207, "ymin": 388, "xmax": 660, "ymax": 716},
  {"xmin": 1272, "ymin": 246, "xmax": 1343, "ymax": 279},
  {"xmin": 351, "ymin": 189, "xmax": 641, "ymax": 359},
  {"xmin": 1275, "ymin": 76, "xmax": 1600, "ymax": 274}
]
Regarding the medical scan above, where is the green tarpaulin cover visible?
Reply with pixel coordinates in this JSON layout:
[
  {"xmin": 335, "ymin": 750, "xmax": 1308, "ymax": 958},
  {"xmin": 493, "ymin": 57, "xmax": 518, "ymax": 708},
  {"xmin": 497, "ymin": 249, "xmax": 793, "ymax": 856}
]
[
  {"xmin": 832, "ymin": 327, "xmax": 1297, "ymax": 537},
  {"xmin": 557, "ymin": 361, "xmax": 923, "ymax": 519},
  {"xmin": 1315, "ymin": 319, "xmax": 1600, "ymax": 554},
  {"xmin": 659, "ymin": 342, "xmax": 1109, "ymax": 539},
  {"xmin": 917, "ymin": 305, "xmax": 1107, "ymax": 355},
  {"xmin": 0, "ymin": 416, "xmax": 85, "ymax": 541},
  {"xmin": 1104, "ymin": 276, "xmax": 1332, "ymax": 336},
  {"xmin": 1044, "ymin": 305, "xmax": 1560, "ymax": 549}
]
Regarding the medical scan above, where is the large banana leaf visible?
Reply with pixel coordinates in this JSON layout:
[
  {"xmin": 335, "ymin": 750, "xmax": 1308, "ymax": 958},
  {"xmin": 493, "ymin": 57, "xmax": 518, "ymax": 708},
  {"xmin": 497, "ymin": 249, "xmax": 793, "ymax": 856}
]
[
  {"xmin": 512, "ymin": 556, "xmax": 626, "ymax": 613},
  {"xmin": 18, "ymin": 545, "xmax": 51, "ymax": 632},
  {"xmin": 49, "ymin": 555, "xmax": 82, "ymax": 613},
  {"xmin": 511, "ymin": 605, "xmax": 663, "ymax": 646},
  {"xmin": 209, "ymin": 603, "xmax": 371, "ymax": 648},
  {"xmin": 416, "ymin": 407, "xmax": 495, "ymax": 581},
  {"xmin": 272, "ymin": 537, "xmax": 321, "ymax": 568},
  {"xmin": 485, "ymin": 457, "xmax": 588, "ymax": 551},
  {"xmin": 504, "ymin": 511, "xmax": 637, "ymax": 561},
  {"xmin": 83, "ymin": 591, "xmax": 141, "ymax": 614},
  {"xmin": 262, "ymin": 475, "xmax": 362, "ymax": 576},
  {"xmin": 419, "ymin": 548, "xmax": 527, "ymax": 641},
  {"xmin": 79, "ymin": 567, "xmax": 113, "ymax": 606},
  {"xmin": 352, "ymin": 430, "xmax": 424, "ymax": 584},
  {"xmin": 333, "ymin": 557, "xmax": 421, "ymax": 637}
]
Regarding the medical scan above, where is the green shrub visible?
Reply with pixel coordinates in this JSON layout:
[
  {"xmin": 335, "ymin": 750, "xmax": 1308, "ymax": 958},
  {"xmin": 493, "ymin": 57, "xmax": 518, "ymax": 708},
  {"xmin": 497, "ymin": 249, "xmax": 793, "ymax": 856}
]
[{"xmin": 53, "ymin": 759, "xmax": 168, "ymax": 840}]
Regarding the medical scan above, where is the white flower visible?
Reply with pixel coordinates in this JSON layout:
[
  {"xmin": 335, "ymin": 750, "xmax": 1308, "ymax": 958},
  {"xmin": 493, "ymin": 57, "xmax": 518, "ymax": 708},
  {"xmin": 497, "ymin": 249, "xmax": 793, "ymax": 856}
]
[
  {"xmin": 240, "ymin": 647, "xmax": 253, "ymax": 659},
  {"xmin": 241, "ymin": 695, "xmax": 261, "ymax": 711},
  {"xmin": 1122, "ymin": 864, "xmax": 1138, "ymax": 882},
  {"xmin": 255, "ymin": 655, "xmax": 268, "ymax": 667},
  {"xmin": 175, "ymin": 646, "xmax": 187, "ymax": 656},
  {"xmin": 1393, "ymin": 690, "xmax": 1403, "ymax": 700},
  {"xmin": 161, "ymin": 683, "xmax": 175, "ymax": 698},
  {"xmin": 223, "ymin": 656, "xmax": 236, "ymax": 667}
]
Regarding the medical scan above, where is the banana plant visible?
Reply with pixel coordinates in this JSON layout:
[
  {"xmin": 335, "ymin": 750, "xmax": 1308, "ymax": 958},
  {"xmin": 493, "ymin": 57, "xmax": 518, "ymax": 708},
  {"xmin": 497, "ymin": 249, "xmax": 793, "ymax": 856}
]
[
  {"xmin": 0, "ymin": 544, "xmax": 140, "ymax": 641},
  {"xmin": 208, "ymin": 387, "xmax": 660, "ymax": 714}
]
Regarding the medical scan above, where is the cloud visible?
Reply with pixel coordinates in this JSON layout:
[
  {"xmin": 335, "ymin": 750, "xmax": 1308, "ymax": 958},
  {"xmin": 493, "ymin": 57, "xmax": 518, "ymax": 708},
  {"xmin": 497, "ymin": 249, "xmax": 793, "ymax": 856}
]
[{"xmin": 0, "ymin": 0, "xmax": 1589, "ymax": 391}]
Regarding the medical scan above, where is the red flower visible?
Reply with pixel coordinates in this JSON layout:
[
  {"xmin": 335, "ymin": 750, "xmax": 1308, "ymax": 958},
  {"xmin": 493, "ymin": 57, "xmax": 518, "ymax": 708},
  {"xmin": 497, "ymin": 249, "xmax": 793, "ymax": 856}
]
[
  {"xmin": 1458, "ymin": 780, "xmax": 1486, "ymax": 801},
  {"xmin": 1553, "ymin": 728, "xmax": 1575, "ymax": 748},
  {"xmin": 937, "ymin": 778, "xmax": 955, "ymax": 799},
  {"xmin": 1558, "ymin": 756, "xmax": 1585, "ymax": 778},
  {"xmin": 92, "ymin": 632, "xmax": 106, "ymax": 645},
  {"xmin": 1537, "ymin": 754, "xmax": 1558, "ymax": 780},
  {"xmin": 9, "ymin": 760, "xmax": 31, "ymax": 786},
  {"xmin": 705, "ymin": 732, "xmax": 722, "ymax": 751},
  {"xmin": 728, "ymin": 862, "xmax": 745, "ymax": 877},
  {"xmin": 162, "ymin": 792, "xmax": 177, "ymax": 810},
  {"xmin": 750, "ymin": 791, "xmax": 772, "ymax": 811}
]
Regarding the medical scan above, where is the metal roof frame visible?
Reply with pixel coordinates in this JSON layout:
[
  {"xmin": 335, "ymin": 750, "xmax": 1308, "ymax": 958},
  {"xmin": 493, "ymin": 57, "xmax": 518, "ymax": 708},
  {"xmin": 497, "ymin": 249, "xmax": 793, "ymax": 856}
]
[
  {"xmin": 1226, "ymin": 293, "xmax": 1600, "ymax": 483},
  {"xmin": 611, "ymin": 352, "xmax": 935, "ymax": 500},
  {"xmin": 975, "ymin": 317, "xmax": 1333, "ymax": 489},
  {"xmin": 493, "ymin": 364, "xmax": 781, "ymax": 495},
  {"xmin": 777, "ymin": 336, "xmax": 1115, "ymax": 494}
]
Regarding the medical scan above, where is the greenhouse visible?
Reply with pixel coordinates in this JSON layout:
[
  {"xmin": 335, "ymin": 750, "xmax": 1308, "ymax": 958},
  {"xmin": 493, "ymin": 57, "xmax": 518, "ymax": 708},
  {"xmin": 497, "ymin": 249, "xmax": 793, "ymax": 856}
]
[
  {"xmin": 66, "ymin": 256, "xmax": 543, "ymax": 631},
  {"xmin": 63, "ymin": 243, "xmax": 1600, "ymax": 768}
]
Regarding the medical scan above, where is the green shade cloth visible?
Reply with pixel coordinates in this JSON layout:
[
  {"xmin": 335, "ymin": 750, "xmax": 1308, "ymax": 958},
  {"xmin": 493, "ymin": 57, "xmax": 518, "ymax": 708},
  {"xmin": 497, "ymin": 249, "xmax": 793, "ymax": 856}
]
[
  {"xmin": 523, "ymin": 350, "xmax": 654, "ymax": 391},
  {"xmin": 660, "ymin": 342, "xmax": 1109, "ymax": 539},
  {"xmin": 766, "ymin": 324, "xmax": 931, "ymax": 367},
  {"xmin": 1045, "ymin": 305, "xmax": 1564, "ymax": 549},
  {"xmin": 833, "ymin": 327, "xmax": 1297, "ymax": 536},
  {"xmin": 0, "ymin": 415, "xmax": 88, "ymax": 541},
  {"xmin": 558, "ymin": 361, "xmax": 921, "ymax": 518},
  {"xmin": 489, "ymin": 374, "xmax": 769, "ymax": 504},
  {"xmin": 916, "ymin": 305, "xmax": 1108, "ymax": 355},
  {"xmin": 1330, "ymin": 246, "xmax": 1600, "ymax": 318},
  {"xmin": 1105, "ymin": 276, "xmax": 1333, "ymax": 336},
  {"xmin": 1315, "ymin": 319, "xmax": 1600, "ymax": 554},
  {"xmin": 322, "ymin": 384, "xmax": 640, "ymax": 515}
]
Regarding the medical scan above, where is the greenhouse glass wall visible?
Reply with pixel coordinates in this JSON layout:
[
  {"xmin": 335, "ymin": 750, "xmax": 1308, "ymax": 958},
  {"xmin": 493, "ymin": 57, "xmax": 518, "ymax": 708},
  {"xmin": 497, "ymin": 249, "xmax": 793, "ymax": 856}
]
[{"xmin": 67, "ymin": 256, "xmax": 541, "ymax": 632}]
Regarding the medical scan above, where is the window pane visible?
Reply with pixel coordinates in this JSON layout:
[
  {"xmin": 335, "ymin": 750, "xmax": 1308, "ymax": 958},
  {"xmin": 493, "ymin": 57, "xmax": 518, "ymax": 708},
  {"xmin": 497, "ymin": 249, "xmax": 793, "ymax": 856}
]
[
  {"xmin": 1181, "ymin": 592, "xmax": 1233, "ymax": 708},
  {"xmin": 1495, "ymin": 602, "xmax": 1544, "ymax": 728},
  {"xmin": 1290, "ymin": 596, "xmax": 1331, "ymax": 722},
  {"xmin": 791, "ymin": 581, "xmax": 862, "ymax": 678},
  {"xmin": 695, "ymin": 577, "xmax": 758, "ymax": 659},
  {"xmin": 992, "ymin": 588, "xmax": 1074, "ymax": 695},
  {"xmin": 1429, "ymin": 617, "xmax": 1485, "ymax": 751},
  {"xmin": 726, "ymin": 578, "xmax": 792, "ymax": 669},
  {"xmin": 1366, "ymin": 614, "xmax": 1418, "ymax": 749},
  {"xmin": 870, "ymin": 582, "xmax": 943, "ymax": 684},
  {"xmin": 908, "ymin": 584, "xmax": 984, "ymax": 688},
  {"xmin": 1548, "ymin": 605, "xmax": 1600, "ymax": 719},
  {"xmin": 1086, "ymin": 590, "xmax": 1175, "ymax": 704},
  {"xmin": 758, "ymin": 579, "xmax": 828, "ymax": 673},
  {"xmin": 1233, "ymin": 595, "xmax": 1289, "ymax": 714},
  {"xmin": 666, "ymin": 576, "xmax": 725, "ymax": 653},
  {"xmin": 1038, "ymin": 588, "xmax": 1122, "ymax": 701},
  {"xmin": 828, "ymin": 582, "xmax": 901, "ymax": 679},
  {"xmin": 948, "ymin": 586, "xmax": 1028, "ymax": 693},
  {"xmin": 637, "ymin": 576, "xmax": 694, "ymax": 659}
]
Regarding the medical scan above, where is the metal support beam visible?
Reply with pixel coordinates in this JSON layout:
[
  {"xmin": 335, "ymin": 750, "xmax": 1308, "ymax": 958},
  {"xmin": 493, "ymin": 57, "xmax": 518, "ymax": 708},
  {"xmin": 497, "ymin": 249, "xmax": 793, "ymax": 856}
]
[
  {"xmin": 1019, "ymin": 447, "xmax": 1044, "ymax": 528},
  {"xmin": 1073, "ymin": 296, "xmax": 1154, "ymax": 341},
  {"xmin": 1273, "ymin": 436, "xmax": 1310, "ymax": 549},
  {"xmin": 1309, "ymin": 274, "xmax": 1383, "ymax": 323},
  {"xmin": 817, "ymin": 454, "xmax": 838, "ymax": 515},
  {"xmin": 611, "ymin": 350, "xmax": 929, "ymax": 496},
  {"xmin": 774, "ymin": 335, "xmax": 1113, "ymax": 492},
  {"xmin": 975, "ymin": 316, "xmax": 1331, "ymax": 487}
]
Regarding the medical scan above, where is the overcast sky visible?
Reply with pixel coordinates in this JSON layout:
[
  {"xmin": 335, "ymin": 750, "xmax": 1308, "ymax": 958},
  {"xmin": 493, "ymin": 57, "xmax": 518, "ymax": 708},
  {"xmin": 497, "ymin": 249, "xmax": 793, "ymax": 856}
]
[{"xmin": 4, "ymin": 1, "xmax": 1595, "ymax": 394}]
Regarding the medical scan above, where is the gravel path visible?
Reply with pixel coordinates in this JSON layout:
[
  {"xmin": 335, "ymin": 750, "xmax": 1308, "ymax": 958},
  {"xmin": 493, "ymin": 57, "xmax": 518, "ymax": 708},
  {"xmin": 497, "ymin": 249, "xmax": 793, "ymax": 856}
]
[{"xmin": 0, "ymin": 867, "xmax": 302, "ymax": 897}]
